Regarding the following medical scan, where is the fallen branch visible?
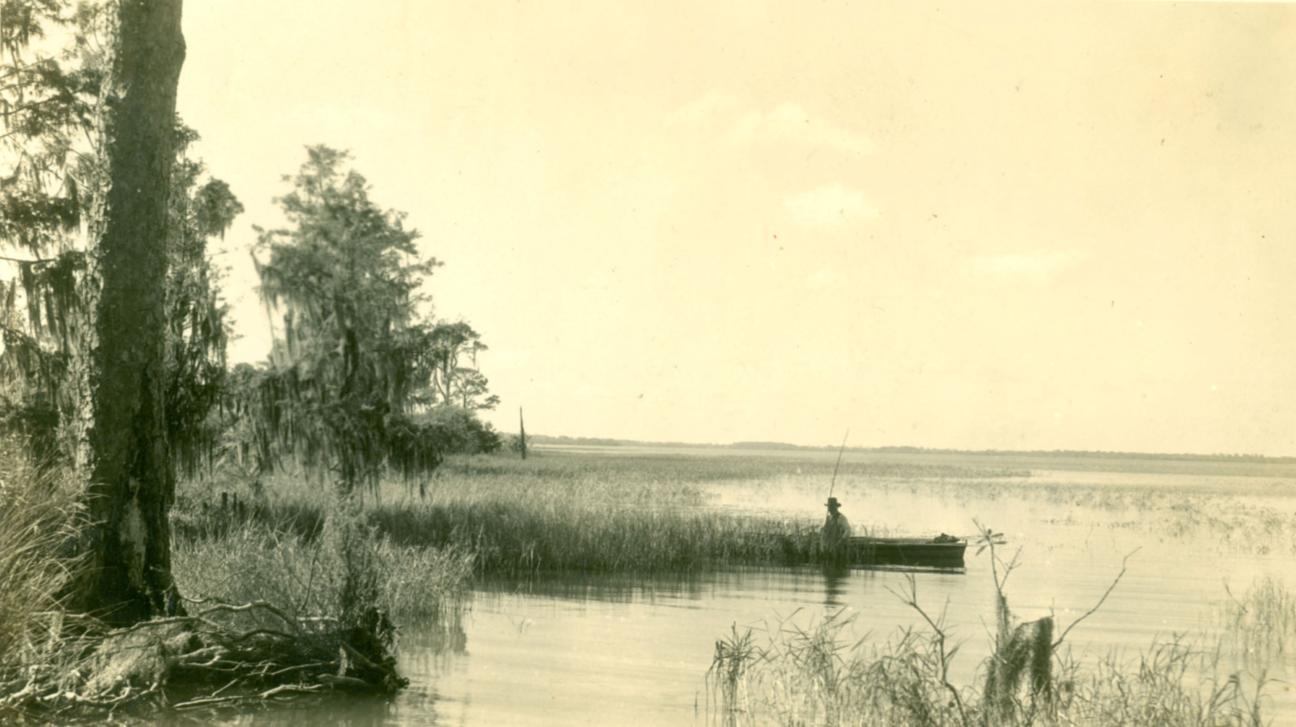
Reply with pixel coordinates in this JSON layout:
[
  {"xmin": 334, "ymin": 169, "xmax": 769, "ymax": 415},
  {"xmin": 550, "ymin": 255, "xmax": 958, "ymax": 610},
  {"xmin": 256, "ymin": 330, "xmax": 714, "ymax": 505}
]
[{"xmin": 0, "ymin": 601, "xmax": 406, "ymax": 722}]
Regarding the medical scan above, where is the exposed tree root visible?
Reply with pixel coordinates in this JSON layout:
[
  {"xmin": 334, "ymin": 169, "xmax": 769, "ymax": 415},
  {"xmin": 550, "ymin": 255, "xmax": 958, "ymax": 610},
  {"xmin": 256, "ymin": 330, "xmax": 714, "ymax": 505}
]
[{"xmin": 0, "ymin": 600, "xmax": 404, "ymax": 722}]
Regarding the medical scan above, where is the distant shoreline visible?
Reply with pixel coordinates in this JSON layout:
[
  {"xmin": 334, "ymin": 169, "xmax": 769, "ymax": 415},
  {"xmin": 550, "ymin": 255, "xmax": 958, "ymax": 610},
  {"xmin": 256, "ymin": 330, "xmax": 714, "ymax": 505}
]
[{"xmin": 526, "ymin": 434, "xmax": 1294, "ymax": 464}]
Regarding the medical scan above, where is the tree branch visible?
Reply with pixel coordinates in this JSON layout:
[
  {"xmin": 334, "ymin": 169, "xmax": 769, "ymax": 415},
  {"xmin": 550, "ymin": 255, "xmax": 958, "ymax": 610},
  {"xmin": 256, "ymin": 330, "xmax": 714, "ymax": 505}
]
[
  {"xmin": 0, "ymin": 254, "xmax": 58, "ymax": 265},
  {"xmin": 887, "ymin": 574, "xmax": 970, "ymax": 727},
  {"xmin": 1052, "ymin": 547, "xmax": 1139, "ymax": 649}
]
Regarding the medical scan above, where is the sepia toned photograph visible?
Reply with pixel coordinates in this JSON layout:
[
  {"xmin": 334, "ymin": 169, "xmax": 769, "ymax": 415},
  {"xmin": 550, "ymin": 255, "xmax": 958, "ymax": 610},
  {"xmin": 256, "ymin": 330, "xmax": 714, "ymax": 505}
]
[{"xmin": 1, "ymin": 1, "xmax": 1294, "ymax": 724}]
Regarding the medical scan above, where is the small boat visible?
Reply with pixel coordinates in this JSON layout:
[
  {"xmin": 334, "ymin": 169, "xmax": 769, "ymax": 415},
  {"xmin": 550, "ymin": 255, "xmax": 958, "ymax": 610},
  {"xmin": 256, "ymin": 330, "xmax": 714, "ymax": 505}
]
[{"xmin": 845, "ymin": 534, "xmax": 967, "ymax": 569}]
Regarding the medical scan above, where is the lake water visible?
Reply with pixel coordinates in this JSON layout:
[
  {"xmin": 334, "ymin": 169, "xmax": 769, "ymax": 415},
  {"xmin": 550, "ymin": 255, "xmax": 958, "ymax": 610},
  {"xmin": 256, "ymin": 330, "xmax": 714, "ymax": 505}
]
[{"xmin": 229, "ymin": 451, "xmax": 1296, "ymax": 725}]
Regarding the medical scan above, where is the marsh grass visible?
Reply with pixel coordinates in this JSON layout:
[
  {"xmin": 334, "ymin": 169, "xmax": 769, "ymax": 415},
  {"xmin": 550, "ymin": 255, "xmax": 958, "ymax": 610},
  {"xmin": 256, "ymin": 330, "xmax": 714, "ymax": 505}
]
[
  {"xmin": 710, "ymin": 600, "xmax": 1269, "ymax": 726},
  {"xmin": 174, "ymin": 517, "xmax": 473, "ymax": 627},
  {"xmin": 1060, "ymin": 638, "xmax": 1267, "ymax": 727},
  {"xmin": 0, "ymin": 439, "xmax": 81, "ymax": 675},
  {"xmin": 175, "ymin": 454, "xmax": 843, "ymax": 576},
  {"xmin": 176, "ymin": 494, "xmax": 827, "ymax": 576},
  {"xmin": 175, "ymin": 446, "xmax": 1296, "ymax": 579},
  {"xmin": 1221, "ymin": 576, "xmax": 1296, "ymax": 666}
]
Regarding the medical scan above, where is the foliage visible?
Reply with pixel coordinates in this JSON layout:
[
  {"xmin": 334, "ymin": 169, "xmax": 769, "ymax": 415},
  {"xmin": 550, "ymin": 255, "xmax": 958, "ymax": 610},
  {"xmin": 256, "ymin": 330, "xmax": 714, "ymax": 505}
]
[
  {"xmin": 417, "ymin": 321, "xmax": 499, "ymax": 411},
  {"xmin": 416, "ymin": 404, "xmax": 502, "ymax": 455},
  {"xmin": 0, "ymin": 0, "xmax": 106, "ymax": 459},
  {"xmin": 1221, "ymin": 576, "xmax": 1296, "ymax": 666},
  {"xmin": 0, "ymin": 1, "xmax": 240, "ymax": 473},
  {"xmin": 248, "ymin": 145, "xmax": 456, "ymax": 495},
  {"xmin": 172, "ymin": 454, "xmax": 833, "ymax": 577},
  {"xmin": 164, "ymin": 126, "xmax": 243, "ymax": 478}
]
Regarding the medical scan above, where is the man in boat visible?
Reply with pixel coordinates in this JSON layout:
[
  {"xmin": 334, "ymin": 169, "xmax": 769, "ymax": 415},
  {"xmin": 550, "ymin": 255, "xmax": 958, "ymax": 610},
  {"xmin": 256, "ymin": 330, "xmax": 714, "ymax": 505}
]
[{"xmin": 821, "ymin": 497, "xmax": 852, "ymax": 561}]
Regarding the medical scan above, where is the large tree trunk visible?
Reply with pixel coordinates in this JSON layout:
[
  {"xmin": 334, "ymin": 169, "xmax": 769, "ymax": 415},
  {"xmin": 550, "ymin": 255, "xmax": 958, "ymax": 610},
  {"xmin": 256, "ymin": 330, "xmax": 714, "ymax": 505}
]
[{"xmin": 71, "ymin": 0, "xmax": 186, "ymax": 625}]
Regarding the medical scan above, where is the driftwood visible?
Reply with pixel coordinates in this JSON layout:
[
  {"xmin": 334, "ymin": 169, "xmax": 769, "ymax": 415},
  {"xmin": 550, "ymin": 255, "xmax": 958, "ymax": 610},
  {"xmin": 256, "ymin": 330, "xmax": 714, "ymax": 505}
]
[{"xmin": 0, "ymin": 600, "xmax": 404, "ymax": 722}]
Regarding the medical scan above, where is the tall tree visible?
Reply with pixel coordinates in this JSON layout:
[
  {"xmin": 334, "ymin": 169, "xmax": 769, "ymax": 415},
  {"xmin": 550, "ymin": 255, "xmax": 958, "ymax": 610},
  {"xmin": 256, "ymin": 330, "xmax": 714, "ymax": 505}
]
[
  {"xmin": 251, "ymin": 145, "xmax": 443, "ymax": 495},
  {"xmin": 70, "ymin": 0, "xmax": 187, "ymax": 623},
  {"xmin": 2, "ymin": 1, "xmax": 236, "ymax": 463},
  {"xmin": 421, "ymin": 321, "xmax": 499, "ymax": 411},
  {"xmin": 2, "ymin": 3, "xmax": 237, "ymax": 479}
]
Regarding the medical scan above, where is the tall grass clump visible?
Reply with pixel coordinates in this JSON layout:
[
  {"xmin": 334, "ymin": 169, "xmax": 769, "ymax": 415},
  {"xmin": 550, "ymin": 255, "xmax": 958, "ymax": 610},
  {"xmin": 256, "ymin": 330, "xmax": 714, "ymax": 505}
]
[
  {"xmin": 1222, "ymin": 576, "xmax": 1296, "ymax": 665},
  {"xmin": 173, "ymin": 516, "xmax": 473, "ymax": 627},
  {"xmin": 0, "ymin": 439, "xmax": 81, "ymax": 675},
  {"xmin": 710, "ymin": 620, "xmax": 1267, "ymax": 726},
  {"xmin": 1058, "ymin": 638, "xmax": 1266, "ymax": 727}
]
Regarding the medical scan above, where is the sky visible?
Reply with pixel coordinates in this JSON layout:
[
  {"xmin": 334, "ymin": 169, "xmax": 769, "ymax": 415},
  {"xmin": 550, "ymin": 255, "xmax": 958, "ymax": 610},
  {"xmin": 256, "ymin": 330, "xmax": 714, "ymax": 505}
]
[{"xmin": 177, "ymin": 1, "xmax": 1296, "ymax": 455}]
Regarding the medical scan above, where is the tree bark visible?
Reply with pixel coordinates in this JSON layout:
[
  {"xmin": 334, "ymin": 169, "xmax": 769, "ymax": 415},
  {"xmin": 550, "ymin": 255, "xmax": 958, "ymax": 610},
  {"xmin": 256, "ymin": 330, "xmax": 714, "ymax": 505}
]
[{"xmin": 71, "ymin": 0, "xmax": 186, "ymax": 625}]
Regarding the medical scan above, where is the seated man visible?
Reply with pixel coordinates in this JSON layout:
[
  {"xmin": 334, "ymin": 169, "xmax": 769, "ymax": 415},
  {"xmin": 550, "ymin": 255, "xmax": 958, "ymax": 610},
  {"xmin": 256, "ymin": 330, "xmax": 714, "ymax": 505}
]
[{"xmin": 821, "ymin": 496, "xmax": 852, "ymax": 559}]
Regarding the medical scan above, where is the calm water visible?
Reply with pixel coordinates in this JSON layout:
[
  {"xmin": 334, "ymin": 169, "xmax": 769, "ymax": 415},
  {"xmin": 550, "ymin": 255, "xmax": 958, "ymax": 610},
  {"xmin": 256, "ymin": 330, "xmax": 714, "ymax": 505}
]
[{"xmin": 228, "ymin": 456, "xmax": 1296, "ymax": 725}]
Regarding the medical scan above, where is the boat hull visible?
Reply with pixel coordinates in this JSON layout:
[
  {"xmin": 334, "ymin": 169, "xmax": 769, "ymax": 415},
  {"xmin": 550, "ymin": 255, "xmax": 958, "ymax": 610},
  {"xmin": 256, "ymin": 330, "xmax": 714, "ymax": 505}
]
[{"xmin": 845, "ymin": 536, "xmax": 967, "ymax": 568}]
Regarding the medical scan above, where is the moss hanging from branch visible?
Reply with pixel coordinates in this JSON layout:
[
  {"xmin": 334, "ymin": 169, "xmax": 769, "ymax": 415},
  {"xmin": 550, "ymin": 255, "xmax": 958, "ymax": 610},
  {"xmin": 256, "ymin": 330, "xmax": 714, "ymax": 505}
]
[
  {"xmin": 1, "ymin": 0, "xmax": 241, "ymax": 477},
  {"xmin": 246, "ymin": 146, "xmax": 451, "ymax": 496}
]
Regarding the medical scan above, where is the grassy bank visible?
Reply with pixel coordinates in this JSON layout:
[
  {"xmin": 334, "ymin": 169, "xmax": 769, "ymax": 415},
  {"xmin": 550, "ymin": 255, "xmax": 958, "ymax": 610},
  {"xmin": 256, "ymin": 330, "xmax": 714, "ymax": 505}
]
[
  {"xmin": 173, "ymin": 519, "xmax": 474, "ymax": 626},
  {"xmin": 0, "ymin": 440, "xmax": 473, "ymax": 721}
]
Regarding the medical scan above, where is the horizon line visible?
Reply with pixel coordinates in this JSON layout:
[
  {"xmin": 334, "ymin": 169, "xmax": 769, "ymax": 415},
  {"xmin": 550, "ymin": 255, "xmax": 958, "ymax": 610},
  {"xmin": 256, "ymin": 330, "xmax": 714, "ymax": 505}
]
[{"xmin": 523, "ymin": 432, "xmax": 1296, "ymax": 462}]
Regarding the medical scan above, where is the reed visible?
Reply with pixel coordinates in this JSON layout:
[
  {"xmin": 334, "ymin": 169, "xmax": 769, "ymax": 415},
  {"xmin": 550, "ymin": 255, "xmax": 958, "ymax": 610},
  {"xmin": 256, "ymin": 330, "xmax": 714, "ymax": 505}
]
[
  {"xmin": 1221, "ymin": 576, "xmax": 1296, "ymax": 665},
  {"xmin": 710, "ymin": 596, "xmax": 1268, "ymax": 726},
  {"xmin": 711, "ymin": 621, "xmax": 1267, "ymax": 726},
  {"xmin": 0, "ymin": 439, "xmax": 81, "ymax": 675},
  {"xmin": 176, "ymin": 493, "xmax": 827, "ymax": 576},
  {"xmin": 173, "ymin": 517, "xmax": 473, "ymax": 627},
  {"xmin": 174, "ymin": 455, "xmax": 843, "ymax": 576}
]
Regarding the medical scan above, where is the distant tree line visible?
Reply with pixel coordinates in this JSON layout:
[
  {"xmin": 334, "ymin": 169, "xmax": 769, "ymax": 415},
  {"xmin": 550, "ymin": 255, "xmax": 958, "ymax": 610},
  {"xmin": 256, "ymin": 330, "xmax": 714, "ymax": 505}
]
[{"xmin": 523, "ymin": 435, "xmax": 1288, "ymax": 463}]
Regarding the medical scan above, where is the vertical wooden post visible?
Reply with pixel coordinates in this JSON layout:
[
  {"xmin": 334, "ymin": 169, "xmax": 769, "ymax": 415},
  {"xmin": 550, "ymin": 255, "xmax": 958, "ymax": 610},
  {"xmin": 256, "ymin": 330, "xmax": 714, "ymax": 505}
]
[{"xmin": 518, "ymin": 406, "xmax": 527, "ymax": 460}]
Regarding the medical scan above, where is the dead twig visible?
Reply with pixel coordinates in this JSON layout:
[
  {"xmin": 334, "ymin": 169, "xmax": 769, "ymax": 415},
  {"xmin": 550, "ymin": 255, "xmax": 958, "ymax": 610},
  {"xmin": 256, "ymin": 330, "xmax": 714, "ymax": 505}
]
[
  {"xmin": 1052, "ymin": 547, "xmax": 1139, "ymax": 650},
  {"xmin": 886, "ymin": 574, "xmax": 970, "ymax": 727}
]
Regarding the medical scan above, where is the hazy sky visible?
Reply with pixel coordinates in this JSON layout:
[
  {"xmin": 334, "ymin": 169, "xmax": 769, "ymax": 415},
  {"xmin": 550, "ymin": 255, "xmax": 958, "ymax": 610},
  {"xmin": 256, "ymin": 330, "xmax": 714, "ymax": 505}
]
[{"xmin": 178, "ymin": 1, "xmax": 1296, "ymax": 455}]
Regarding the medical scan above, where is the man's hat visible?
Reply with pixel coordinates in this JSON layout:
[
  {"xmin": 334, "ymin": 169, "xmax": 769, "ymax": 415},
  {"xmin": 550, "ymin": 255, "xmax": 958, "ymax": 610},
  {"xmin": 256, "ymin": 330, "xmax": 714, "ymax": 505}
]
[{"xmin": 826, "ymin": 497, "xmax": 842, "ymax": 508}]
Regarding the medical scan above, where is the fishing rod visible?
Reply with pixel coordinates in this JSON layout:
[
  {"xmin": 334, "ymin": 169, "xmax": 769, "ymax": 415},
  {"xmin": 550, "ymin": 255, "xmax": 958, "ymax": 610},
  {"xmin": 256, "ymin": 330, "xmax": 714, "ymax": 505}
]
[{"xmin": 827, "ymin": 428, "xmax": 850, "ymax": 501}]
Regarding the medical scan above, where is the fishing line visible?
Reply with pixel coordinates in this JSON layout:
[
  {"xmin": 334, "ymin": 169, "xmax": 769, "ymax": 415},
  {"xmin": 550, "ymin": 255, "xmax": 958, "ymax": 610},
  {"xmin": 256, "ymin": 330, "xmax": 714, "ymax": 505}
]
[{"xmin": 827, "ymin": 429, "xmax": 850, "ymax": 500}]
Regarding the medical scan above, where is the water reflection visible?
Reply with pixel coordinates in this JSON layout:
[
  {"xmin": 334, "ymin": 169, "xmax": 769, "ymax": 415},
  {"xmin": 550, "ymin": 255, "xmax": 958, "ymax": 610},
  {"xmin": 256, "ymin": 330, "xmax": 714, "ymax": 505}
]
[
  {"xmin": 819, "ymin": 564, "xmax": 849, "ymax": 607},
  {"xmin": 475, "ymin": 570, "xmax": 711, "ymax": 604}
]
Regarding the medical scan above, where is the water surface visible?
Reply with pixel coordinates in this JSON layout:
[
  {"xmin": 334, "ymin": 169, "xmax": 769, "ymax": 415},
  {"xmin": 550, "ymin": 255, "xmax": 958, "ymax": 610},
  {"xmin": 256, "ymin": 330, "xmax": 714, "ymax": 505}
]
[{"xmin": 230, "ymin": 451, "xmax": 1296, "ymax": 725}]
